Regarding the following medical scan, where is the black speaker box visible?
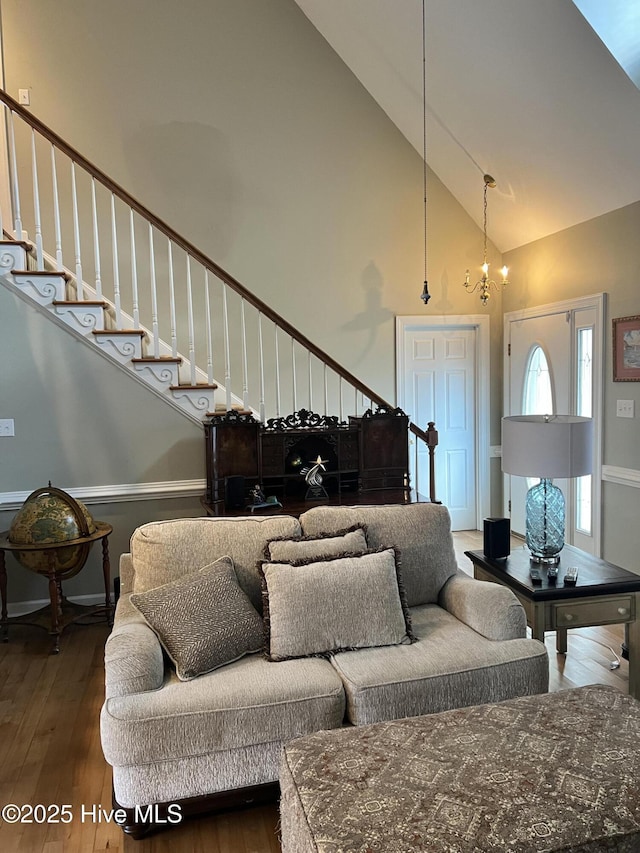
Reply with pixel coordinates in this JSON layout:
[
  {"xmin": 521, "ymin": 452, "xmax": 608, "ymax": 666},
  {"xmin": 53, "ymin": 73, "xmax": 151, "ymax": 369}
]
[
  {"xmin": 483, "ymin": 517, "xmax": 510, "ymax": 559},
  {"xmin": 225, "ymin": 475, "xmax": 246, "ymax": 510}
]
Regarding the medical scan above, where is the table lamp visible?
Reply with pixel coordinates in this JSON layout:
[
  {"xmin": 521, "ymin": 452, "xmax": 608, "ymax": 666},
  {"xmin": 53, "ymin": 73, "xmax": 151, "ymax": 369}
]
[{"xmin": 501, "ymin": 415, "xmax": 593, "ymax": 564}]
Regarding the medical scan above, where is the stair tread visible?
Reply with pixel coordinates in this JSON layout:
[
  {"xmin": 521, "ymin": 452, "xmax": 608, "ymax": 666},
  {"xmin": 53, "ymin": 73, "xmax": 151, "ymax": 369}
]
[
  {"xmin": 1, "ymin": 239, "xmax": 32, "ymax": 250},
  {"xmin": 12, "ymin": 268, "xmax": 71, "ymax": 280},
  {"xmin": 170, "ymin": 384, "xmax": 218, "ymax": 391},
  {"xmin": 132, "ymin": 356, "xmax": 182, "ymax": 363},
  {"xmin": 54, "ymin": 299, "xmax": 109, "ymax": 307},
  {"xmin": 92, "ymin": 329, "xmax": 146, "ymax": 336},
  {"xmin": 207, "ymin": 408, "xmax": 253, "ymax": 417}
]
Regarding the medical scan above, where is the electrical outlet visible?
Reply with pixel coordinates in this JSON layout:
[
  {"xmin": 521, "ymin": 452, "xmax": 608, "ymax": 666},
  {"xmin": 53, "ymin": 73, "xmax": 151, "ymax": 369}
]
[
  {"xmin": 0, "ymin": 418, "xmax": 15, "ymax": 436},
  {"xmin": 616, "ymin": 400, "xmax": 635, "ymax": 419}
]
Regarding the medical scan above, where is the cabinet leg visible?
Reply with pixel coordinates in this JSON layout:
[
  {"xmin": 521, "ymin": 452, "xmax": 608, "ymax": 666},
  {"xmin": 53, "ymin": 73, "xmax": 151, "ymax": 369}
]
[
  {"xmin": 0, "ymin": 550, "xmax": 7, "ymax": 642},
  {"xmin": 556, "ymin": 627, "xmax": 568, "ymax": 655}
]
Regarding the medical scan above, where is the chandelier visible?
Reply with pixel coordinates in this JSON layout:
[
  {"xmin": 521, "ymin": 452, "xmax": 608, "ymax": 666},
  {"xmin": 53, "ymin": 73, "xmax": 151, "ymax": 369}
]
[{"xmin": 463, "ymin": 174, "xmax": 509, "ymax": 305}]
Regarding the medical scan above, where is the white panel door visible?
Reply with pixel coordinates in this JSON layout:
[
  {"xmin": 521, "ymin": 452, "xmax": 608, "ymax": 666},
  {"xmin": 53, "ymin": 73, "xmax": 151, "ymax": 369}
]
[{"xmin": 403, "ymin": 327, "xmax": 476, "ymax": 529}]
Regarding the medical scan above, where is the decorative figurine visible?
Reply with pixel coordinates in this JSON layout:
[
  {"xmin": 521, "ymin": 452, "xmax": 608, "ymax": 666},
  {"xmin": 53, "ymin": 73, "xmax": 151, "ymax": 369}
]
[
  {"xmin": 247, "ymin": 484, "xmax": 281, "ymax": 513},
  {"xmin": 250, "ymin": 484, "xmax": 266, "ymax": 505},
  {"xmin": 301, "ymin": 455, "xmax": 329, "ymax": 500}
]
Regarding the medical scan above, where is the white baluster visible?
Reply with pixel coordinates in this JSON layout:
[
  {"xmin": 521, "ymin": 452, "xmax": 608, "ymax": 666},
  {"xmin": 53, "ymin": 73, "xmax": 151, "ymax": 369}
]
[
  {"xmin": 339, "ymin": 377, "xmax": 344, "ymax": 422},
  {"xmin": 70, "ymin": 162, "xmax": 83, "ymax": 300},
  {"xmin": 222, "ymin": 283, "xmax": 232, "ymax": 410},
  {"xmin": 258, "ymin": 313, "xmax": 266, "ymax": 422},
  {"xmin": 51, "ymin": 147, "xmax": 63, "ymax": 270},
  {"xmin": 323, "ymin": 363, "xmax": 328, "ymax": 416},
  {"xmin": 204, "ymin": 270, "xmax": 213, "ymax": 385},
  {"xmin": 110, "ymin": 194, "xmax": 122, "ymax": 328},
  {"xmin": 291, "ymin": 337, "xmax": 297, "ymax": 413},
  {"xmin": 149, "ymin": 223, "xmax": 159, "ymax": 357},
  {"xmin": 186, "ymin": 256, "xmax": 196, "ymax": 385},
  {"xmin": 8, "ymin": 111, "xmax": 23, "ymax": 239},
  {"xmin": 308, "ymin": 351, "xmax": 313, "ymax": 412},
  {"xmin": 167, "ymin": 241, "xmax": 177, "ymax": 357},
  {"xmin": 274, "ymin": 326, "xmax": 281, "ymax": 418},
  {"xmin": 241, "ymin": 299, "xmax": 249, "ymax": 410},
  {"xmin": 91, "ymin": 178, "xmax": 102, "ymax": 298},
  {"xmin": 129, "ymin": 209, "xmax": 139, "ymax": 328},
  {"xmin": 30, "ymin": 130, "xmax": 44, "ymax": 269}
]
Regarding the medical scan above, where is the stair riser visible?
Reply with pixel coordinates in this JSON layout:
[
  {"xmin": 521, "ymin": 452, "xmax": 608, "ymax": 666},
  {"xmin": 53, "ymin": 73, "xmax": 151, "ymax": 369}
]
[
  {"xmin": 9, "ymin": 273, "xmax": 67, "ymax": 306},
  {"xmin": 132, "ymin": 361, "xmax": 180, "ymax": 390},
  {"xmin": 53, "ymin": 303, "xmax": 106, "ymax": 334},
  {"xmin": 0, "ymin": 244, "xmax": 28, "ymax": 274}
]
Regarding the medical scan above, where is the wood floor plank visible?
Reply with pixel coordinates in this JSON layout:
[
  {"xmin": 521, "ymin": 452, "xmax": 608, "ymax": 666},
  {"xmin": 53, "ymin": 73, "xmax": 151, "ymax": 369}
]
[{"xmin": 0, "ymin": 530, "xmax": 632, "ymax": 852}]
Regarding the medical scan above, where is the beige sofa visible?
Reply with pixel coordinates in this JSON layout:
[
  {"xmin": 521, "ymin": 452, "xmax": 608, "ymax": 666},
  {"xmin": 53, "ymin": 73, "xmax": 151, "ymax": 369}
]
[{"xmin": 100, "ymin": 503, "xmax": 548, "ymax": 837}]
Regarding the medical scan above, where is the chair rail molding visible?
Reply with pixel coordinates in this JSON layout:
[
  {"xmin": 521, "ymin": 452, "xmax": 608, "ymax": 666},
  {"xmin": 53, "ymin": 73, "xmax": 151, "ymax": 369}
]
[
  {"xmin": 0, "ymin": 478, "xmax": 207, "ymax": 512},
  {"xmin": 601, "ymin": 465, "xmax": 640, "ymax": 489}
]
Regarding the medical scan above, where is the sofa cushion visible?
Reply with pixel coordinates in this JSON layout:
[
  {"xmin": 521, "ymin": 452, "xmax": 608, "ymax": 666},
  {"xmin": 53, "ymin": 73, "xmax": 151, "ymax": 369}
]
[
  {"xmin": 129, "ymin": 515, "xmax": 301, "ymax": 609},
  {"xmin": 330, "ymin": 604, "xmax": 549, "ymax": 725},
  {"xmin": 100, "ymin": 653, "xmax": 346, "ymax": 767},
  {"xmin": 299, "ymin": 503, "xmax": 458, "ymax": 606},
  {"xmin": 261, "ymin": 548, "xmax": 415, "ymax": 661},
  {"xmin": 265, "ymin": 524, "xmax": 368, "ymax": 563},
  {"xmin": 130, "ymin": 556, "xmax": 264, "ymax": 681}
]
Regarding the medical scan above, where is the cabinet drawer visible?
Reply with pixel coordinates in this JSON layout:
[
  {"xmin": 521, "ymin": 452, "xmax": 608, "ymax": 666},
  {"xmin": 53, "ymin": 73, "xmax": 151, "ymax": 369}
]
[{"xmin": 552, "ymin": 595, "xmax": 635, "ymax": 629}]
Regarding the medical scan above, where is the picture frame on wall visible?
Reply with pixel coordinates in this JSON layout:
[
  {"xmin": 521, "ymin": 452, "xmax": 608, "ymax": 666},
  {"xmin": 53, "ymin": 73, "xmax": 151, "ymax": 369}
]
[{"xmin": 613, "ymin": 315, "xmax": 640, "ymax": 381}]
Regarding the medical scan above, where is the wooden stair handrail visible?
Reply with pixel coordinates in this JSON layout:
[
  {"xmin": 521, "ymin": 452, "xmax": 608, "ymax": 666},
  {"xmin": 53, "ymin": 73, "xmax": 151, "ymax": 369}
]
[
  {"xmin": 0, "ymin": 90, "xmax": 395, "ymax": 408},
  {"xmin": 0, "ymin": 89, "xmax": 435, "ymax": 458}
]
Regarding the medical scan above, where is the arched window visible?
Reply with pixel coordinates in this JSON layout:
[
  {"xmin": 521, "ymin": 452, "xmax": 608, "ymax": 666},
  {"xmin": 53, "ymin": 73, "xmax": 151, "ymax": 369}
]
[{"xmin": 522, "ymin": 345, "xmax": 553, "ymax": 415}]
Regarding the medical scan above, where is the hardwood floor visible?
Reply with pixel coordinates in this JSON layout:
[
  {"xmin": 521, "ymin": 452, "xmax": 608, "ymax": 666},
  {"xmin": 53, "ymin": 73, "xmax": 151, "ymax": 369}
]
[{"xmin": 0, "ymin": 531, "xmax": 630, "ymax": 852}]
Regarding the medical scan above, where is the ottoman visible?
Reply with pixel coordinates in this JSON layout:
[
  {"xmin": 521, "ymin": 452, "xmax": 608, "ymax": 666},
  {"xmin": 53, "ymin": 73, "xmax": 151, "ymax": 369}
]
[{"xmin": 280, "ymin": 685, "xmax": 640, "ymax": 852}]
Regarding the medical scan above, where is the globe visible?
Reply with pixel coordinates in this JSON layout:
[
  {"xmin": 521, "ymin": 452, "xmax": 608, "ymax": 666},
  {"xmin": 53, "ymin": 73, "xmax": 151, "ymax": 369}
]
[{"xmin": 8, "ymin": 484, "xmax": 97, "ymax": 579}]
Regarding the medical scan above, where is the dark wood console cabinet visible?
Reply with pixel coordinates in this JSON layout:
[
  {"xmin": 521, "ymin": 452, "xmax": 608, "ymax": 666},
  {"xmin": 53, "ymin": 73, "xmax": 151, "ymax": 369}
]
[{"xmin": 204, "ymin": 408, "xmax": 409, "ymax": 514}]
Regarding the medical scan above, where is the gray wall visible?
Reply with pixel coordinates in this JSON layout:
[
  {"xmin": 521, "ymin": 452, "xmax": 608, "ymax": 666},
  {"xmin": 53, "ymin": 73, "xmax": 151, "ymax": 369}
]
[{"xmin": 0, "ymin": 0, "xmax": 508, "ymax": 606}]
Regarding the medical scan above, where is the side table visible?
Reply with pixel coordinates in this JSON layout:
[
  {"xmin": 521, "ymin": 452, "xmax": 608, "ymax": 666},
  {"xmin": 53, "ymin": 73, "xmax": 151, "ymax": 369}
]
[
  {"xmin": 0, "ymin": 521, "xmax": 113, "ymax": 654},
  {"xmin": 465, "ymin": 544, "xmax": 640, "ymax": 701}
]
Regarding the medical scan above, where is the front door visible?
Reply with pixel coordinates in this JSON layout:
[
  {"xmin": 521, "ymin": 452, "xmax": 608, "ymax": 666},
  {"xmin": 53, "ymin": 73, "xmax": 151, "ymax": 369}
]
[{"xmin": 504, "ymin": 295, "xmax": 604, "ymax": 555}]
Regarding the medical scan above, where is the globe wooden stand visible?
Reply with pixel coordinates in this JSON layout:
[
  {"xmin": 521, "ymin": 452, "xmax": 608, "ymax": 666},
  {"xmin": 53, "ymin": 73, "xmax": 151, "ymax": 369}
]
[{"xmin": 0, "ymin": 521, "xmax": 113, "ymax": 654}]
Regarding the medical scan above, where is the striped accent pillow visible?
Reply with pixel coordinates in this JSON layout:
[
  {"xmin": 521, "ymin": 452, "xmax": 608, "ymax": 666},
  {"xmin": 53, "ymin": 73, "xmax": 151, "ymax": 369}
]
[{"xmin": 131, "ymin": 555, "xmax": 264, "ymax": 681}]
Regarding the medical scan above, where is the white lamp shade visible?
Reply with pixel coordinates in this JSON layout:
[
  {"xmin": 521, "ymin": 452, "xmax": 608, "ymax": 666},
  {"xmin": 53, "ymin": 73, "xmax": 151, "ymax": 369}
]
[{"xmin": 501, "ymin": 415, "xmax": 593, "ymax": 479}]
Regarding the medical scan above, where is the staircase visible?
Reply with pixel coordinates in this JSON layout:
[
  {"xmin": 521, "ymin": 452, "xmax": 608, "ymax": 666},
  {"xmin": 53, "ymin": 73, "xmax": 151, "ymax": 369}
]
[{"xmin": 0, "ymin": 89, "xmax": 434, "ymax": 490}]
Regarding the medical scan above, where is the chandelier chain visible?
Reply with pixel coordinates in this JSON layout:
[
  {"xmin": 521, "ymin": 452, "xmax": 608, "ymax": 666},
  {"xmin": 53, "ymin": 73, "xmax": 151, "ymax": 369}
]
[
  {"xmin": 420, "ymin": 0, "xmax": 431, "ymax": 304},
  {"xmin": 483, "ymin": 182, "xmax": 488, "ymax": 264}
]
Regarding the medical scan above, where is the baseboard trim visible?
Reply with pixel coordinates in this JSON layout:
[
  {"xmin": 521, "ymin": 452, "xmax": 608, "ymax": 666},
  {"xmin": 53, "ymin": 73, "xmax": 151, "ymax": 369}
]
[
  {"xmin": 0, "ymin": 478, "xmax": 207, "ymax": 512},
  {"xmin": 601, "ymin": 465, "xmax": 640, "ymax": 489},
  {"xmin": 6, "ymin": 592, "xmax": 106, "ymax": 618}
]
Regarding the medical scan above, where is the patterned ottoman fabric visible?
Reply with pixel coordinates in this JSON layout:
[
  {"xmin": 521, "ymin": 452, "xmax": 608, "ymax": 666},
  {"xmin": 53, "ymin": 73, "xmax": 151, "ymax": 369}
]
[{"xmin": 280, "ymin": 685, "xmax": 640, "ymax": 852}]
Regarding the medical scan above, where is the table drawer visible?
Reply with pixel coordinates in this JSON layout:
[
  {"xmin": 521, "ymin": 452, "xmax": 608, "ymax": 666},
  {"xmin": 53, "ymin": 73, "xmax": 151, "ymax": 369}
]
[{"xmin": 552, "ymin": 595, "xmax": 635, "ymax": 629}]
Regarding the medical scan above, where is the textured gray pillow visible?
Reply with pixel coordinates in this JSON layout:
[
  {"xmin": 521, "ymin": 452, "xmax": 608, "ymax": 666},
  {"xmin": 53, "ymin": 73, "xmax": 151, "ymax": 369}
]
[
  {"xmin": 261, "ymin": 548, "xmax": 415, "ymax": 661},
  {"xmin": 130, "ymin": 556, "xmax": 264, "ymax": 681},
  {"xmin": 265, "ymin": 525, "xmax": 368, "ymax": 563}
]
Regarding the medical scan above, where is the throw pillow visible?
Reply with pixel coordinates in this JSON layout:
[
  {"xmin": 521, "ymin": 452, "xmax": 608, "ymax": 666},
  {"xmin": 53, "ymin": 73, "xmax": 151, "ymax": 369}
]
[
  {"xmin": 265, "ymin": 524, "xmax": 368, "ymax": 564},
  {"xmin": 130, "ymin": 555, "xmax": 264, "ymax": 681},
  {"xmin": 260, "ymin": 548, "xmax": 415, "ymax": 661}
]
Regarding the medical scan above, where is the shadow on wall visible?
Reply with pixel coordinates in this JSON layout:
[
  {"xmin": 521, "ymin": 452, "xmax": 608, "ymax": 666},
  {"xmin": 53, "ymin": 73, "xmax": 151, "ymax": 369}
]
[
  {"xmin": 124, "ymin": 121, "xmax": 240, "ymax": 261},
  {"xmin": 341, "ymin": 261, "xmax": 393, "ymax": 368},
  {"xmin": 428, "ymin": 269, "xmax": 455, "ymax": 314}
]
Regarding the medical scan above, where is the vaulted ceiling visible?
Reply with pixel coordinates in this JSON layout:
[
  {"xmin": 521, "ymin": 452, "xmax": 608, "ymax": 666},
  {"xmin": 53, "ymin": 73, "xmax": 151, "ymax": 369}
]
[{"xmin": 294, "ymin": 0, "xmax": 640, "ymax": 252}]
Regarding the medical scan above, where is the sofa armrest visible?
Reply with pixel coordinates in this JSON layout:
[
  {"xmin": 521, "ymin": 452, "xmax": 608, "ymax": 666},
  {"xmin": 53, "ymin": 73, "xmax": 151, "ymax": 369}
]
[
  {"xmin": 439, "ymin": 570, "xmax": 526, "ymax": 640},
  {"xmin": 104, "ymin": 601, "xmax": 165, "ymax": 699}
]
